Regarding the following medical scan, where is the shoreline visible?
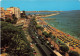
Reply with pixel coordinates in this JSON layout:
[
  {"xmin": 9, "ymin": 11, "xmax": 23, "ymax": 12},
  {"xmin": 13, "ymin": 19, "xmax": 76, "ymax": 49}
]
[
  {"xmin": 37, "ymin": 13, "xmax": 59, "ymax": 17},
  {"xmin": 45, "ymin": 20, "xmax": 80, "ymax": 40},
  {"xmin": 36, "ymin": 14, "xmax": 80, "ymax": 42},
  {"xmin": 38, "ymin": 17, "xmax": 80, "ymax": 42},
  {"xmin": 36, "ymin": 14, "xmax": 80, "ymax": 54}
]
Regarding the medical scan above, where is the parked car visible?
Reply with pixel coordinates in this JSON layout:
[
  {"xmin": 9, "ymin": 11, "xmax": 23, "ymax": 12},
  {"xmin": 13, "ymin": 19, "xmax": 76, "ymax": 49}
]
[
  {"xmin": 36, "ymin": 36, "xmax": 38, "ymax": 38},
  {"xmin": 32, "ymin": 36, "xmax": 35, "ymax": 38}
]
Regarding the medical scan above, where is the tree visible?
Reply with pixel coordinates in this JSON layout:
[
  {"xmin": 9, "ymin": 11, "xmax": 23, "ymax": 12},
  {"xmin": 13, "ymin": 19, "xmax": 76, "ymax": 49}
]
[
  {"xmin": 12, "ymin": 14, "xmax": 18, "ymax": 24},
  {"xmin": 33, "ymin": 20, "xmax": 37, "ymax": 26},
  {"xmin": 36, "ymin": 25, "xmax": 44, "ymax": 35},
  {"xmin": 51, "ymin": 35, "xmax": 56, "ymax": 48},
  {"xmin": 32, "ymin": 20, "xmax": 37, "ymax": 32},
  {"xmin": 42, "ymin": 32, "xmax": 53, "ymax": 38},
  {"xmin": 69, "ymin": 51, "xmax": 79, "ymax": 56},
  {"xmin": 36, "ymin": 25, "xmax": 44, "ymax": 31},
  {"xmin": 60, "ymin": 43, "xmax": 65, "ymax": 45},
  {"xmin": 1, "ymin": 21, "xmax": 34, "ymax": 56},
  {"xmin": 42, "ymin": 31, "xmax": 48, "ymax": 36},
  {"xmin": 12, "ymin": 14, "xmax": 15, "ymax": 19},
  {"xmin": 60, "ymin": 45, "xmax": 69, "ymax": 55},
  {"xmin": 60, "ymin": 45, "xmax": 69, "ymax": 52},
  {"xmin": 0, "ymin": 18, "xmax": 4, "ymax": 21},
  {"xmin": 42, "ymin": 31, "xmax": 51, "ymax": 38},
  {"xmin": 13, "ymin": 17, "xmax": 18, "ymax": 24},
  {"xmin": 23, "ymin": 11, "xmax": 26, "ymax": 15},
  {"xmin": 5, "ymin": 18, "xmax": 12, "ymax": 23},
  {"xmin": 20, "ymin": 11, "xmax": 27, "ymax": 18},
  {"xmin": 48, "ymin": 32, "xmax": 52, "ymax": 37}
]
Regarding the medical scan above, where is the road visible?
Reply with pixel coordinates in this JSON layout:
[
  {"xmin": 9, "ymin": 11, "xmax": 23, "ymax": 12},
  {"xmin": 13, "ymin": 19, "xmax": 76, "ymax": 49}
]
[
  {"xmin": 34, "ymin": 36, "xmax": 53, "ymax": 56},
  {"xmin": 28, "ymin": 18, "xmax": 57, "ymax": 56},
  {"xmin": 22, "ymin": 18, "xmax": 43, "ymax": 56}
]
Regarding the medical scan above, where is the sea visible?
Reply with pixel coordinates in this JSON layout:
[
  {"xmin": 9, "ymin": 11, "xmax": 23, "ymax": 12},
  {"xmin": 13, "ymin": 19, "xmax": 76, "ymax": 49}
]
[{"xmin": 26, "ymin": 10, "xmax": 80, "ymax": 39}]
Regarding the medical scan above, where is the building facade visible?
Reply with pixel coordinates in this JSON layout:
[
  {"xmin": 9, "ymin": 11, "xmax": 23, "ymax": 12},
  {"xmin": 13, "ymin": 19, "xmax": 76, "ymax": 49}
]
[
  {"xmin": 0, "ymin": 7, "xmax": 5, "ymax": 19},
  {"xmin": 7, "ymin": 7, "xmax": 20, "ymax": 19},
  {"xmin": 4, "ymin": 10, "xmax": 13, "ymax": 19}
]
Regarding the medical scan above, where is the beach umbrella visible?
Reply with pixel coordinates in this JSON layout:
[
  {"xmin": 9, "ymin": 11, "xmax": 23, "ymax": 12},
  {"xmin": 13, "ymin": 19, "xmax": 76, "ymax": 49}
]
[
  {"xmin": 76, "ymin": 44, "xmax": 78, "ymax": 47},
  {"xmin": 67, "ymin": 34, "xmax": 70, "ymax": 36},
  {"xmin": 71, "ymin": 47, "xmax": 74, "ymax": 50}
]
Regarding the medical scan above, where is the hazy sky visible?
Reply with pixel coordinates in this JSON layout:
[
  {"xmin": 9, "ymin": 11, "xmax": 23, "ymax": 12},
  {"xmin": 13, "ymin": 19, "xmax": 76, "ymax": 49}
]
[{"xmin": 1, "ymin": 0, "xmax": 80, "ymax": 11}]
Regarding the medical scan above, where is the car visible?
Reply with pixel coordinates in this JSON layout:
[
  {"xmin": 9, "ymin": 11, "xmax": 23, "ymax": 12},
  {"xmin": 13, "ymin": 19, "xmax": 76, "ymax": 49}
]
[
  {"xmin": 30, "ymin": 43, "xmax": 32, "ymax": 45},
  {"xmin": 35, "ymin": 32, "xmax": 37, "ymax": 34},
  {"xmin": 32, "ymin": 37, "xmax": 35, "ymax": 38},
  {"xmin": 36, "ymin": 36, "xmax": 38, "ymax": 38},
  {"xmin": 31, "ymin": 41, "xmax": 35, "ymax": 43},
  {"xmin": 33, "ymin": 50, "xmax": 37, "ymax": 54}
]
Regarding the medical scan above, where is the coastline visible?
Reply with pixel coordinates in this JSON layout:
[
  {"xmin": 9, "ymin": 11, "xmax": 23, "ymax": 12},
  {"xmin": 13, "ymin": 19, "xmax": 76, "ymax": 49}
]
[
  {"xmin": 37, "ymin": 14, "xmax": 80, "ymax": 42},
  {"xmin": 36, "ymin": 14, "xmax": 80, "ymax": 54},
  {"xmin": 45, "ymin": 20, "xmax": 80, "ymax": 41},
  {"xmin": 37, "ymin": 13, "xmax": 59, "ymax": 17}
]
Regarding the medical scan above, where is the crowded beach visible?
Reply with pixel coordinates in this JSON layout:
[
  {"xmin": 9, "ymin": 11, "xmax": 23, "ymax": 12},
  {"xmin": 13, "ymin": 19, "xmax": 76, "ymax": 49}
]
[{"xmin": 36, "ymin": 14, "xmax": 80, "ymax": 54}]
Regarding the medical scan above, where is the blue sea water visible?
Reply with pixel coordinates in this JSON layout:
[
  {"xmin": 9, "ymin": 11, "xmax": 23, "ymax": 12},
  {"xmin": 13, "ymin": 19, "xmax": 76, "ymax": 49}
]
[
  {"xmin": 26, "ymin": 10, "xmax": 80, "ymax": 39},
  {"xmin": 44, "ymin": 10, "xmax": 80, "ymax": 39}
]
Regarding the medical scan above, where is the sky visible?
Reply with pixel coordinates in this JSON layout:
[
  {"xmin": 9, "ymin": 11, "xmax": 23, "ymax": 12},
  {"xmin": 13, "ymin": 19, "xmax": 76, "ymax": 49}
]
[{"xmin": 1, "ymin": 0, "xmax": 80, "ymax": 11}]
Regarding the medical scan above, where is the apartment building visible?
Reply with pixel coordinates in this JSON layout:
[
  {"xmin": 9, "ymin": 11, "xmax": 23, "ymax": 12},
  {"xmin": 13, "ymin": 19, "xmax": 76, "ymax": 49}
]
[
  {"xmin": 7, "ymin": 7, "xmax": 20, "ymax": 19},
  {"xmin": 0, "ymin": 7, "xmax": 5, "ymax": 19},
  {"xmin": 4, "ymin": 10, "xmax": 13, "ymax": 19}
]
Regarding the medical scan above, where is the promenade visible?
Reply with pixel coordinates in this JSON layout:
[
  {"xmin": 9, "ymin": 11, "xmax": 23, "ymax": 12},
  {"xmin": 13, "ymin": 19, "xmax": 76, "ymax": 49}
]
[{"xmin": 36, "ymin": 14, "xmax": 80, "ymax": 54}]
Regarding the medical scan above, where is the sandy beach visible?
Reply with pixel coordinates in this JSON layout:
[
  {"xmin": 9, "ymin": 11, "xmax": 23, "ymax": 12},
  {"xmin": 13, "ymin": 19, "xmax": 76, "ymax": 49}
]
[{"xmin": 36, "ymin": 14, "xmax": 80, "ymax": 54}]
